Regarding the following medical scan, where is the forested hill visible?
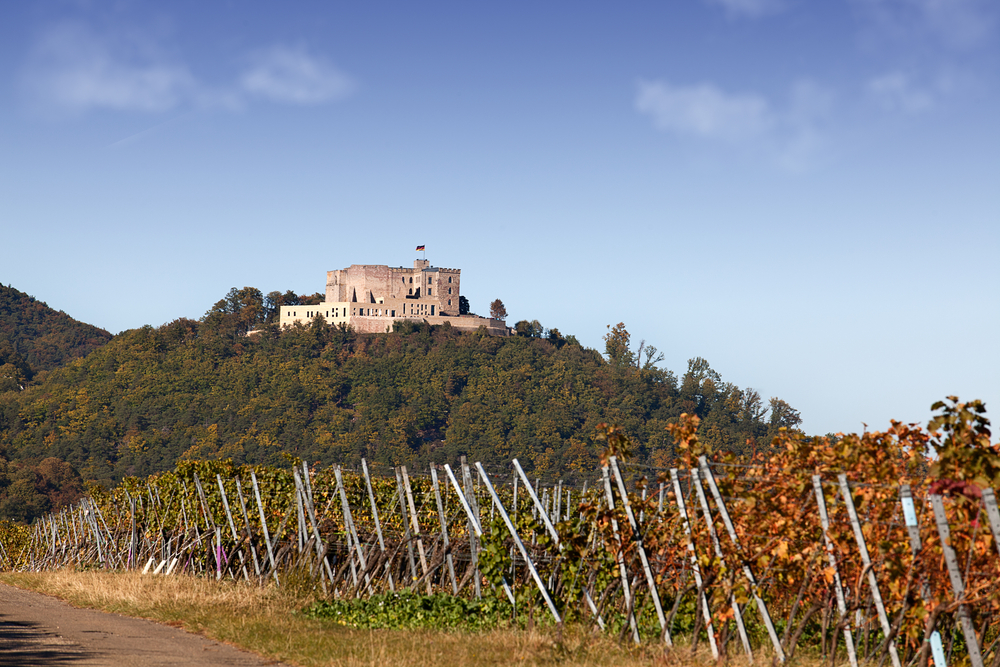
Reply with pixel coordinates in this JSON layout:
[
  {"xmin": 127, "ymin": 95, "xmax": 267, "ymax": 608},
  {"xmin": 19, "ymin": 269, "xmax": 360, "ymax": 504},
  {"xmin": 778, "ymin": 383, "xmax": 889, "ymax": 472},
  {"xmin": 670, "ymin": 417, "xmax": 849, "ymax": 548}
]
[
  {"xmin": 0, "ymin": 284, "xmax": 112, "ymax": 386},
  {"xmin": 0, "ymin": 292, "xmax": 802, "ymax": 488}
]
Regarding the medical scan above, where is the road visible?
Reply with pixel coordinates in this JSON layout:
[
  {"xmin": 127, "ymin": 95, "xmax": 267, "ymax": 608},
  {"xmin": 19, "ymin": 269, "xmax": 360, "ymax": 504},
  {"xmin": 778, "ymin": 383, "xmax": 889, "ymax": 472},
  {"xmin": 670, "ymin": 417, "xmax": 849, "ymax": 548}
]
[{"xmin": 0, "ymin": 583, "xmax": 287, "ymax": 666}]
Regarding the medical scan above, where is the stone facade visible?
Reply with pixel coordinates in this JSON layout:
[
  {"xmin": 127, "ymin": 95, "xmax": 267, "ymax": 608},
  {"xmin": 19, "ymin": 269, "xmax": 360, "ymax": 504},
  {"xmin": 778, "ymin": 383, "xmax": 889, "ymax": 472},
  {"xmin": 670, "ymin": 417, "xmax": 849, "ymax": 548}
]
[{"xmin": 280, "ymin": 260, "xmax": 506, "ymax": 335}]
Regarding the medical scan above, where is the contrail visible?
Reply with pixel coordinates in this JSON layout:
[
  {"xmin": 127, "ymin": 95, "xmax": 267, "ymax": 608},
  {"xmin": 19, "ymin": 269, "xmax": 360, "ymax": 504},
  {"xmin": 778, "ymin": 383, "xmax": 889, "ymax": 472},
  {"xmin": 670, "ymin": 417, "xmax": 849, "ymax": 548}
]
[{"xmin": 105, "ymin": 112, "xmax": 193, "ymax": 150}]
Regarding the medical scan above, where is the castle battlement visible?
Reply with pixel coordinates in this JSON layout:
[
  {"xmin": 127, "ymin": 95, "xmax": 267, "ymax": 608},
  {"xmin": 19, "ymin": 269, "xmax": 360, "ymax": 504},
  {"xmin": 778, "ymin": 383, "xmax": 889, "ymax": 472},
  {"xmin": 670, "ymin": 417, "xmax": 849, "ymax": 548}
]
[{"xmin": 279, "ymin": 259, "xmax": 507, "ymax": 335}]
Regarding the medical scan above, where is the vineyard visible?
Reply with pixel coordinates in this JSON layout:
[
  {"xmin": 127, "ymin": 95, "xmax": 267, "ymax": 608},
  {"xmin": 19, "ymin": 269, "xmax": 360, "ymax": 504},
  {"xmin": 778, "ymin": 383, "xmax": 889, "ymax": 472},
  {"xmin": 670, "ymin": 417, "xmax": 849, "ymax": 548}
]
[{"xmin": 2, "ymin": 397, "xmax": 1000, "ymax": 667}]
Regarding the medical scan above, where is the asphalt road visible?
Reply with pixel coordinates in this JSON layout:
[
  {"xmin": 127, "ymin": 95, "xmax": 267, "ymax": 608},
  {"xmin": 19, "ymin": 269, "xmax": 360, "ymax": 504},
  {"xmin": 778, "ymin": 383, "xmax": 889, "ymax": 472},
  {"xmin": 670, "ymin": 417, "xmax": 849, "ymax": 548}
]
[{"xmin": 0, "ymin": 583, "xmax": 287, "ymax": 666}]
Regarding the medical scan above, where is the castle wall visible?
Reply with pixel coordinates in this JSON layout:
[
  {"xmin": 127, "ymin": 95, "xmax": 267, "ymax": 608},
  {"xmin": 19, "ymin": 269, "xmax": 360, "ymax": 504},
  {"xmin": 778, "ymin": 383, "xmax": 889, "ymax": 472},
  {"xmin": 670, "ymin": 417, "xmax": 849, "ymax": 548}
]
[
  {"xmin": 348, "ymin": 314, "xmax": 507, "ymax": 336},
  {"xmin": 285, "ymin": 259, "xmax": 490, "ymax": 333},
  {"xmin": 324, "ymin": 261, "xmax": 461, "ymax": 313}
]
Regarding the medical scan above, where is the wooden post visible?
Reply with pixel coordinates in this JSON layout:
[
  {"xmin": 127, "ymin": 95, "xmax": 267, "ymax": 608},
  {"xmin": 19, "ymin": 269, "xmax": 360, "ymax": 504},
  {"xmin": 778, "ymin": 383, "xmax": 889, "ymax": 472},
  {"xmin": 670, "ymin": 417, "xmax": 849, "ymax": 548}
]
[
  {"xmin": 900, "ymin": 484, "xmax": 942, "ymax": 665},
  {"xmin": 604, "ymin": 464, "xmax": 640, "ymax": 644},
  {"xmin": 460, "ymin": 457, "xmax": 481, "ymax": 599},
  {"xmin": 691, "ymin": 467, "xmax": 752, "ymax": 661},
  {"xmin": 298, "ymin": 465, "xmax": 335, "ymax": 587},
  {"xmin": 512, "ymin": 458, "xmax": 605, "ymax": 628},
  {"xmin": 362, "ymin": 459, "xmax": 394, "ymax": 592},
  {"xmin": 215, "ymin": 475, "xmax": 249, "ymax": 581},
  {"xmin": 92, "ymin": 499, "xmax": 118, "ymax": 567},
  {"xmin": 250, "ymin": 471, "xmax": 278, "ymax": 584},
  {"xmin": 234, "ymin": 478, "xmax": 262, "ymax": 576},
  {"xmin": 395, "ymin": 467, "xmax": 419, "ymax": 585},
  {"xmin": 981, "ymin": 488, "xmax": 1000, "ymax": 557},
  {"xmin": 192, "ymin": 473, "xmax": 216, "ymax": 531},
  {"xmin": 554, "ymin": 480, "xmax": 562, "ymax": 524},
  {"xmin": 609, "ymin": 456, "xmax": 670, "ymax": 644},
  {"xmin": 836, "ymin": 474, "xmax": 901, "ymax": 667},
  {"xmin": 930, "ymin": 494, "xmax": 984, "ymax": 667},
  {"xmin": 126, "ymin": 491, "xmax": 137, "ymax": 569},
  {"xmin": 401, "ymin": 466, "xmax": 432, "ymax": 593},
  {"xmin": 430, "ymin": 465, "xmax": 459, "ymax": 594},
  {"xmin": 475, "ymin": 462, "xmax": 561, "ymax": 622},
  {"xmin": 334, "ymin": 465, "xmax": 369, "ymax": 593},
  {"xmin": 813, "ymin": 475, "xmax": 858, "ymax": 667},
  {"xmin": 670, "ymin": 468, "xmax": 719, "ymax": 659},
  {"xmin": 293, "ymin": 474, "xmax": 307, "ymax": 553},
  {"xmin": 513, "ymin": 473, "xmax": 518, "ymax": 517},
  {"xmin": 442, "ymin": 464, "xmax": 515, "ymax": 605},
  {"xmin": 179, "ymin": 482, "xmax": 191, "ymax": 534}
]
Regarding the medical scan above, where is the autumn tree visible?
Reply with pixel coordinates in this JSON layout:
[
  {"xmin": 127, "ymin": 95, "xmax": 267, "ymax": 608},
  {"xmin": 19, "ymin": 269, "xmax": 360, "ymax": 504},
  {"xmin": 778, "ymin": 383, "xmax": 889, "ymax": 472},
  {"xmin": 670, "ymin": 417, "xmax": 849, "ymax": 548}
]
[
  {"xmin": 603, "ymin": 322, "xmax": 634, "ymax": 368},
  {"xmin": 489, "ymin": 299, "xmax": 507, "ymax": 320}
]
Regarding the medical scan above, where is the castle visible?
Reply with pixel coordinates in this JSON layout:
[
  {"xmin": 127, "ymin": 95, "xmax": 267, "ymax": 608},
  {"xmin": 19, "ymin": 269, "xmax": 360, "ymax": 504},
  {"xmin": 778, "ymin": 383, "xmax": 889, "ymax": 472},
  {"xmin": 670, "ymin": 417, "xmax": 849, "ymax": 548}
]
[{"xmin": 279, "ymin": 259, "xmax": 508, "ymax": 335}]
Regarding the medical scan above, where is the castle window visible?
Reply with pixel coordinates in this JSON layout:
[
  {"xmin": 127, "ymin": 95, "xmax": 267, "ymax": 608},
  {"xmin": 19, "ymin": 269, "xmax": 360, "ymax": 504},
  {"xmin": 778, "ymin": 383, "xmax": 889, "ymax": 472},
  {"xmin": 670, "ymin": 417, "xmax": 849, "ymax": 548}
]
[
  {"xmin": 409, "ymin": 277, "xmax": 413, "ymax": 283},
  {"xmin": 391, "ymin": 310, "xmax": 395, "ymax": 317},
  {"xmin": 431, "ymin": 305, "xmax": 435, "ymax": 315},
  {"xmin": 448, "ymin": 287, "xmax": 452, "ymax": 294},
  {"xmin": 427, "ymin": 289, "xmax": 432, "ymax": 296},
  {"xmin": 448, "ymin": 277, "xmax": 452, "ymax": 283},
  {"xmin": 408, "ymin": 288, "xmax": 412, "ymax": 295},
  {"xmin": 448, "ymin": 299, "xmax": 452, "ymax": 306}
]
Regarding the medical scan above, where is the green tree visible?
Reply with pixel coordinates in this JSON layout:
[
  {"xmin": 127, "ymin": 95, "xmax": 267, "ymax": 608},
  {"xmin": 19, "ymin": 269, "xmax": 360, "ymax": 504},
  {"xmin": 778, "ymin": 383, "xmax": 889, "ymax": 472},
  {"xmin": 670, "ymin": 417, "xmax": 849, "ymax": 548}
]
[
  {"xmin": 768, "ymin": 397, "xmax": 802, "ymax": 430},
  {"xmin": 204, "ymin": 287, "xmax": 266, "ymax": 336},
  {"xmin": 459, "ymin": 296, "xmax": 470, "ymax": 315}
]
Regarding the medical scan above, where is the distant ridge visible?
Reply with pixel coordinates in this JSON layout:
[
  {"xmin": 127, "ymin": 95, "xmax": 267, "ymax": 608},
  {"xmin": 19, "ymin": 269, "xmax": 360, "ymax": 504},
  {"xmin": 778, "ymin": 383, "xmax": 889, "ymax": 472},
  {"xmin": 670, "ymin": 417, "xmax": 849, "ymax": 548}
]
[{"xmin": 0, "ymin": 284, "xmax": 112, "ymax": 375}]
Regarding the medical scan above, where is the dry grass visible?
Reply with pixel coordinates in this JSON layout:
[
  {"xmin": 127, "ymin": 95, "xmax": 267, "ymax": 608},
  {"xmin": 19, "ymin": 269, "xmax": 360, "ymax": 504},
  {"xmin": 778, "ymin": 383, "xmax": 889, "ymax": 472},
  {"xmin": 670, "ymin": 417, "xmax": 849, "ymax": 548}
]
[
  {"xmin": 0, "ymin": 570, "xmax": 654, "ymax": 666},
  {"xmin": 0, "ymin": 570, "xmax": 830, "ymax": 667}
]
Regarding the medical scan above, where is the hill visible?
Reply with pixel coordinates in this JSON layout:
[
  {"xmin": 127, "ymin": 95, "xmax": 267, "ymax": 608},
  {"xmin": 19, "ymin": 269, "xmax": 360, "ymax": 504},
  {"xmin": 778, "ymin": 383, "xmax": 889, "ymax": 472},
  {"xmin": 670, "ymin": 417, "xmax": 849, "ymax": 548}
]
[
  {"xmin": 0, "ymin": 287, "xmax": 801, "ymax": 490},
  {"xmin": 0, "ymin": 284, "xmax": 112, "ymax": 386}
]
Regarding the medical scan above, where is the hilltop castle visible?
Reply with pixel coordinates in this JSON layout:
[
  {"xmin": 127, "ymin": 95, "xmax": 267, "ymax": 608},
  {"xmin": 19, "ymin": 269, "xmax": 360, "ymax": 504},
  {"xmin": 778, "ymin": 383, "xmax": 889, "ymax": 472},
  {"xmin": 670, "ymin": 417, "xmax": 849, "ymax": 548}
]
[{"xmin": 279, "ymin": 259, "xmax": 508, "ymax": 335}]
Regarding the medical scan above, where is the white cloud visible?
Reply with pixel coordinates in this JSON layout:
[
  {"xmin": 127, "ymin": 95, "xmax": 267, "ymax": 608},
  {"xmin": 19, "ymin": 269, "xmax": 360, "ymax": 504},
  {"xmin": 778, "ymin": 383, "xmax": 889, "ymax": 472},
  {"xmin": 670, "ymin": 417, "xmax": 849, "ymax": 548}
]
[
  {"xmin": 704, "ymin": 0, "xmax": 786, "ymax": 19},
  {"xmin": 781, "ymin": 80, "xmax": 835, "ymax": 169},
  {"xmin": 635, "ymin": 78, "xmax": 834, "ymax": 170},
  {"xmin": 853, "ymin": 0, "xmax": 995, "ymax": 49},
  {"xmin": 21, "ymin": 23, "xmax": 354, "ymax": 117},
  {"xmin": 635, "ymin": 81, "xmax": 774, "ymax": 141},
  {"xmin": 22, "ymin": 23, "xmax": 195, "ymax": 114},
  {"xmin": 867, "ymin": 72, "xmax": 935, "ymax": 112},
  {"xmin": 240, "ymin": 47, "xmax": 354, "ymax": 105}
]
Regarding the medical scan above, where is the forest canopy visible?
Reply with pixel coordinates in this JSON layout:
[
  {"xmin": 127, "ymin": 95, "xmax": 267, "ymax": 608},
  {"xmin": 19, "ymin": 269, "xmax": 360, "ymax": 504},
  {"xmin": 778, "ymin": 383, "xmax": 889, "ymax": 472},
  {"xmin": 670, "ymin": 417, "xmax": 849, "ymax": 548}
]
[
  {"xmin": 0, "ymin": 285, "xmax": 801, "ymax": 519},
  {"xmin": 0, "ymin": 284, "xmax": 112, "ymax": 386}
]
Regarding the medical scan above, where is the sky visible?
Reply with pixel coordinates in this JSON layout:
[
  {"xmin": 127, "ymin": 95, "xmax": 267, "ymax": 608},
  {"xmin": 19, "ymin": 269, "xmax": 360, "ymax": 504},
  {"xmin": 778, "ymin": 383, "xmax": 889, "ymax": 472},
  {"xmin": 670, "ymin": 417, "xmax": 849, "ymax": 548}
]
[{"xmin": 1, "ymin": 0, "xmax": 997, "ymax": 437}]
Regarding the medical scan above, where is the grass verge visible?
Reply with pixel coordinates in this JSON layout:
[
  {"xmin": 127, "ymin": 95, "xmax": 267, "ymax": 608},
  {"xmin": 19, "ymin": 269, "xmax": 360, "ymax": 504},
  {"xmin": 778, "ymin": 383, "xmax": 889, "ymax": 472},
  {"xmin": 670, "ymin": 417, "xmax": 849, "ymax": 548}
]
[{"xmin": 0, "ymin": 570, "xmax": 734, "ymax": 666}]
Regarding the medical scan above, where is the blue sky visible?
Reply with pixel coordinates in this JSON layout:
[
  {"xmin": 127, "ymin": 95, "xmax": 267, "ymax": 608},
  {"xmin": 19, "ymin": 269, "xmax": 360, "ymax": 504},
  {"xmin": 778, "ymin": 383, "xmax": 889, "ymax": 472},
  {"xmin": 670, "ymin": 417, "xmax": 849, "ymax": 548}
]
[{"xmin": 2, "ymin": 0, "xmax": 997, "ymax": 436}]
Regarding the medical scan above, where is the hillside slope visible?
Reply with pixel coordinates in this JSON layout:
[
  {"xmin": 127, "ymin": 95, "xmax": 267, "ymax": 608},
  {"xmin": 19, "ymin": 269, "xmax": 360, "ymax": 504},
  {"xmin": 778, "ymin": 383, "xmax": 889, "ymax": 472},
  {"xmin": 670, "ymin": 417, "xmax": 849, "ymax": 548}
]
[
  {"xmin": 0, "ymin": 294, "xmax": 801, "ymax": 486},
  {"xmin": 0, "ymin": 284, "xmax": 112, "ymax": 382}
]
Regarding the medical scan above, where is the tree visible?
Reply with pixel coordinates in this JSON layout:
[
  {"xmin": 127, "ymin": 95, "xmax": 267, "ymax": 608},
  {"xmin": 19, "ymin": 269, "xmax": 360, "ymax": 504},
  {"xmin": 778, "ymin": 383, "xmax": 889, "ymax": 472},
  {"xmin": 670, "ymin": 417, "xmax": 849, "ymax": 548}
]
[
  {"xmin": 514, "ymin": 320, "xmax": 543, "ymax": 337},
  {"xmin": 636, "ymin": 340, "xmax": 665, "ymax": 370},
  {"xmin": 603, "ymin": 322, "xmax": 634, "ymax": 368},
  {"xmin": 459, "ymin": 296, "xmax": 470, "ymax": 315},
  {"xmin": 490, "ymin": 299, "xmax": 507, "ymax": 320},
  {"xmin": 768, "ymin": 398, "xmax": 802, "ymax": 430},
  {"xmin": 204, "ymin": 287, "xmax": 265, "ymax": 336},
  {"xmin": 264, "ymin": 290, "xmax": 300, "ymax": 325}
]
